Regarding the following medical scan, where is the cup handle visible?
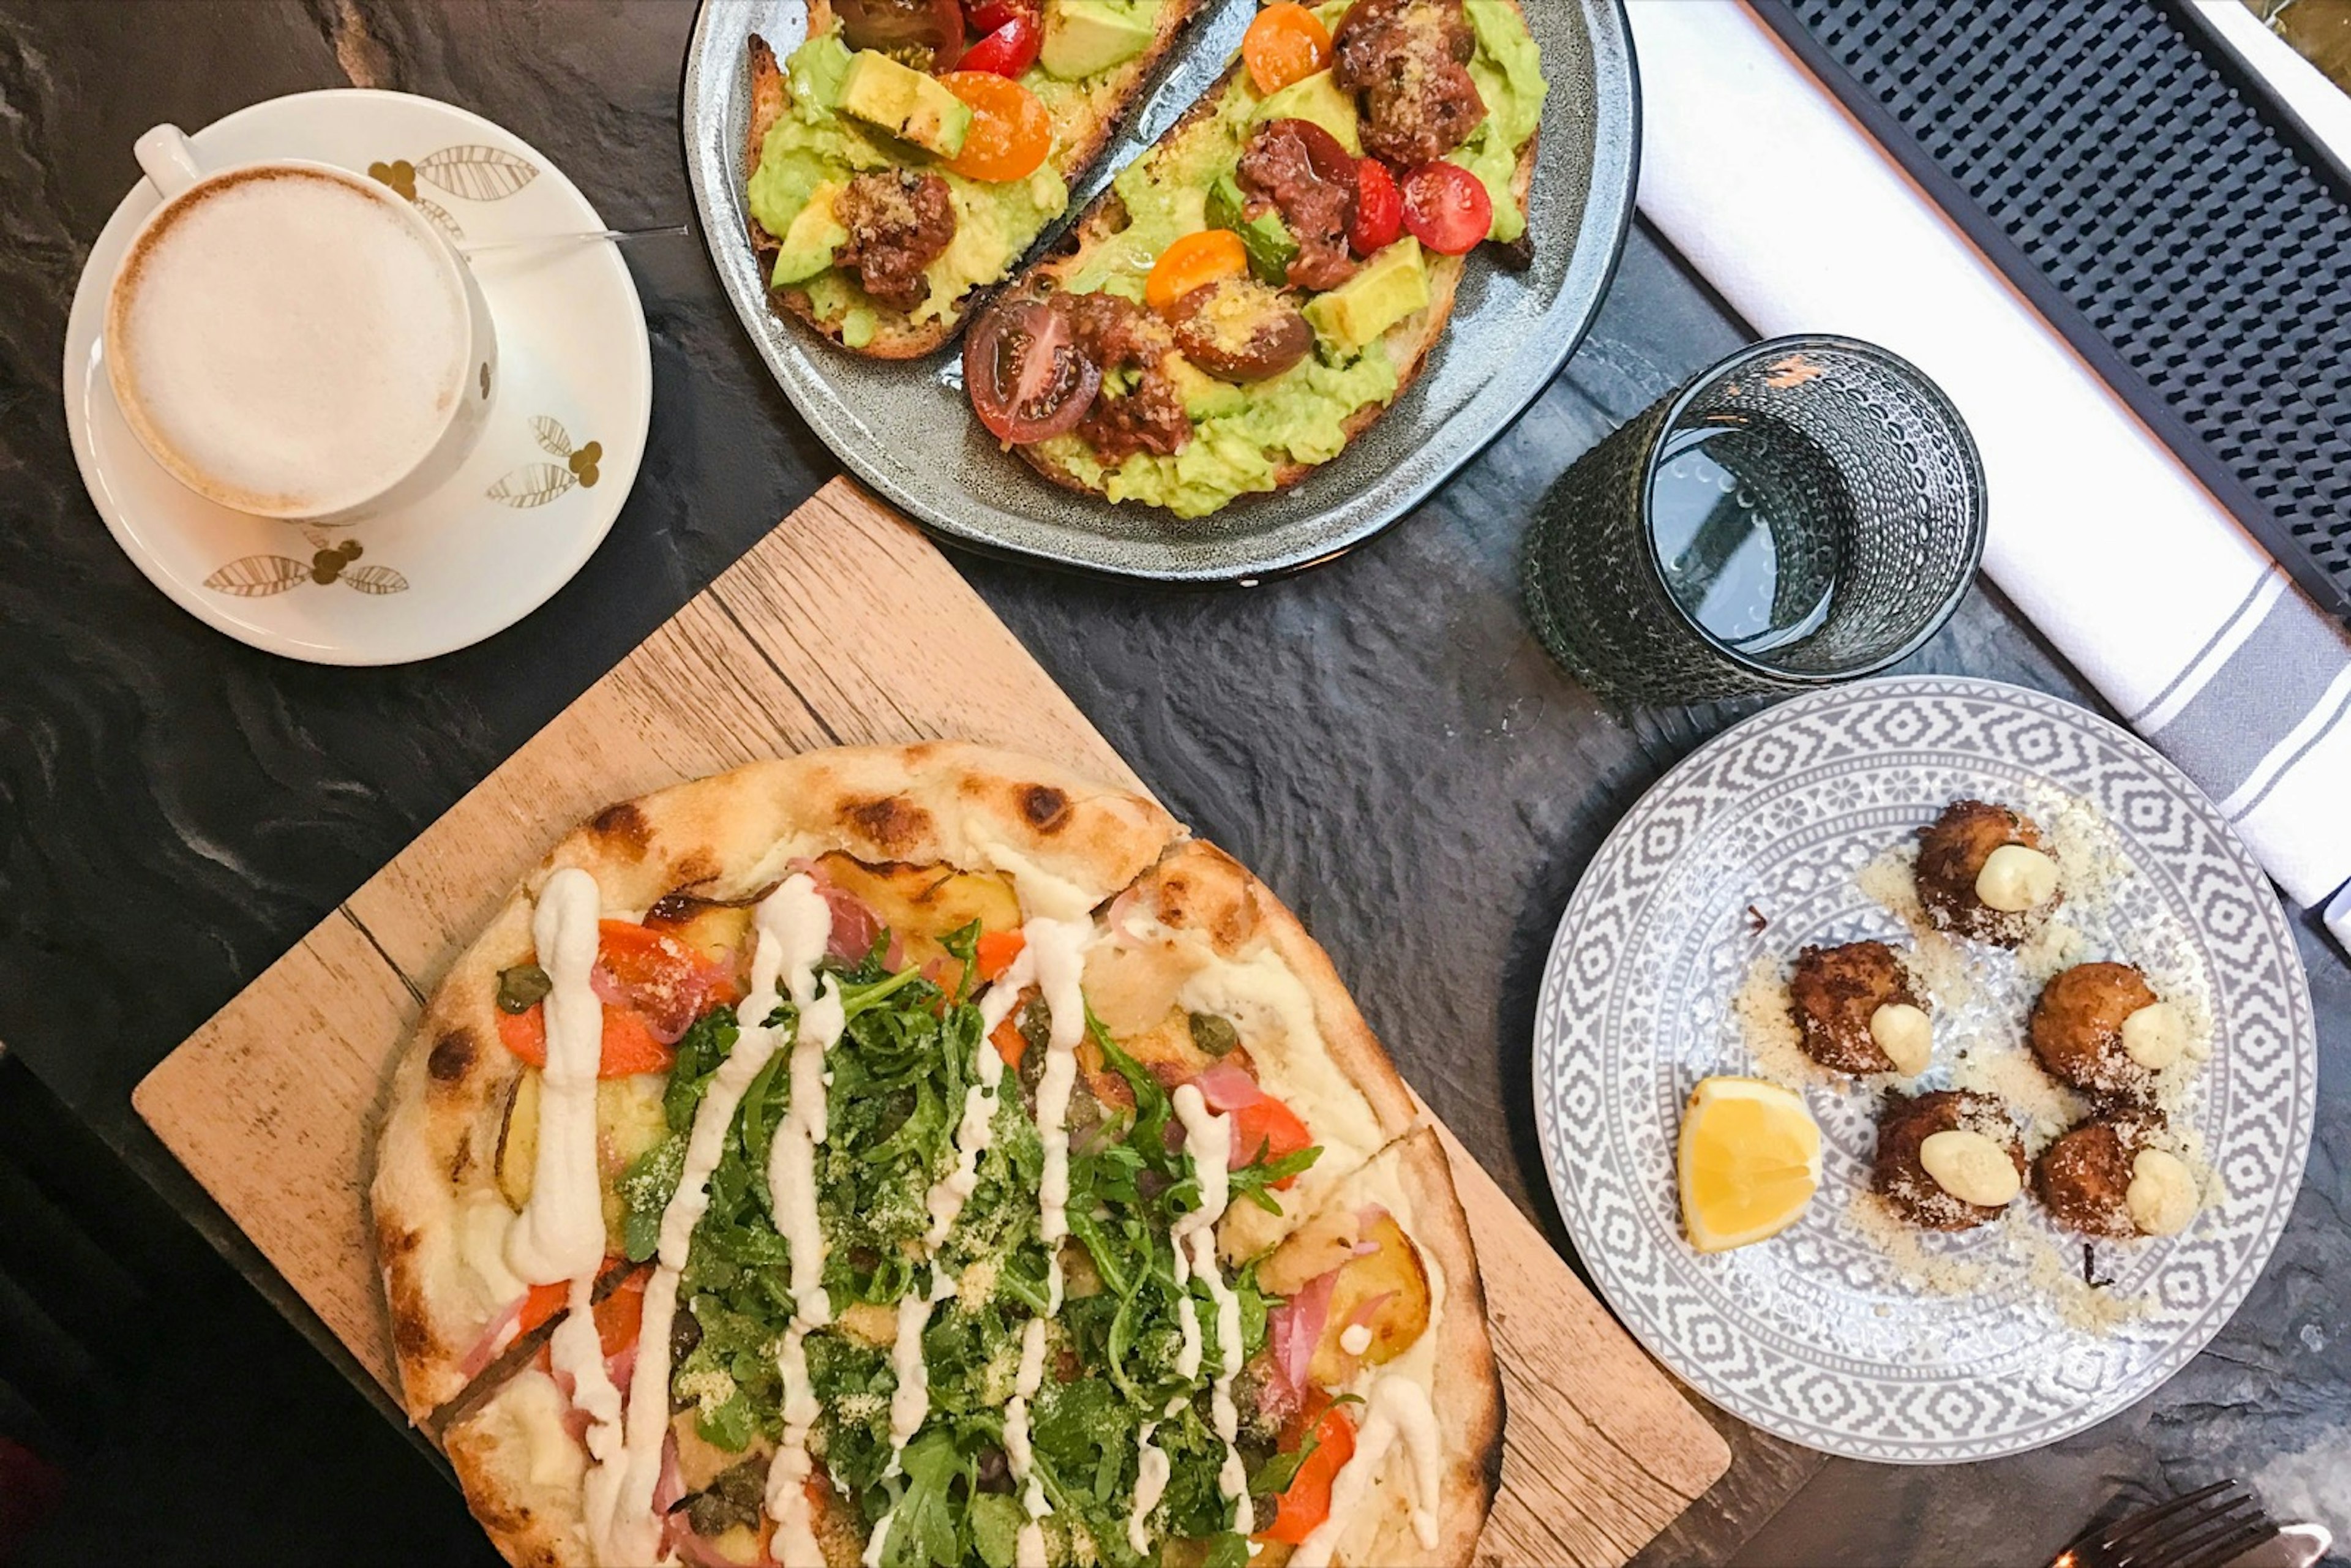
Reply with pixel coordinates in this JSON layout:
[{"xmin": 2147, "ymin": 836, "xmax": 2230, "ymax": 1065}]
[{"xmin": 133, "ymin": 124, "xmax": 205, "ymax": 201}]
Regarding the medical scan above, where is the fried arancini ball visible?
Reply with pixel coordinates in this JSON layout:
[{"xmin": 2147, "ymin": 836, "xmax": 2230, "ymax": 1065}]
[
  {"xmin": 1873, "ymin": 1089, "xmax": 2026, "ymax": 1231},
  {"xmin": 2033, "ymin": 1114, "xmax": 2158, "ymax": 1239},
  {"xmin": 2030, "ymin": 961, "xmax": 2159, "ymax": 1098},
  {"xmin": 1915, "ymin": 799, "xmax": 2061, "ymax": 947},
  {"xmin": 1788, "ymin": 940, "xmax": 1926, "ymax": 1076}
]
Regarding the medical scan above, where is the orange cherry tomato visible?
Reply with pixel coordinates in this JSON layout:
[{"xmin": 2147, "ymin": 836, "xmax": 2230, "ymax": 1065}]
[
  {"xmin": 515, "ymin": 1279, "xmax": 569, "ymax": 1339},
  {"xmin": 1231, "ymin": 1092, "xmax": 1314, "ymax": 1187},
  {"xmin": 1146, "ymin": 229, "xmax": 1250, "ymax": 314},
  {"xmin": 975, "ymin": 928, "xmax": 1027, "ymax": 982},
  {"xmin": 1257, "ymin": 1398, "xmax": 1356, "ymax": 1545},
  {"xmin": 940, "ymin": 71, "xmax": 1052, "ymax": 182},
  {"xmin": 990, "ymin": 1012, "xmax": 1029, "ymax": 1070},
  {"xmin": 593, "ymin": 1268, "xmax": 649, "ymax": 1357},
  {"xmin": 494, "ymin": 1000, "xmax": 677, "ymax": 1078},
  {"xmin": 1244, "ymin": 2, "xmax": 1333, "ymax": 96}
]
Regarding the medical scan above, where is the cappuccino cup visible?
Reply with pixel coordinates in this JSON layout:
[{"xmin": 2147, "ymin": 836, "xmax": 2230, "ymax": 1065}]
[{"xmin": 104, "ymin": 125, "xmax": 497, "ymax": 525}]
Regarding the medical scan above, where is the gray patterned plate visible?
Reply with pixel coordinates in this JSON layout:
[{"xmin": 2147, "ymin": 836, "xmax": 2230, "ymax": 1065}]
[
  {"xmin": 681, "ymin": 0, "xmax": 1636, "ymax": 583},
  {"xmin": 1532, "ymin": 677, "xmax": 2317, "ymax": 1463}
]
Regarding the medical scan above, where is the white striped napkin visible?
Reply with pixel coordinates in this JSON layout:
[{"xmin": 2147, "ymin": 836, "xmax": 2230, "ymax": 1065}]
[{"xmin": 1624, "ymin": 0, "xmax": 2351, "ymax": 952}]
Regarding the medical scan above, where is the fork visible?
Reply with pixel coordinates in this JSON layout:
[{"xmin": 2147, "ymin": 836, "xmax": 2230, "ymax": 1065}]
[{"xmin": 2051, "ymin": 1480, "xmax": 2290, "ymax": 1568}]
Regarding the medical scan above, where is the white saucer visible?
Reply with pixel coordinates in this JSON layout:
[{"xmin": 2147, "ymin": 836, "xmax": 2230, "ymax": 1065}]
[{"xmin": 64, "ymin": 89, "xmax": 651, "ymax": 666}]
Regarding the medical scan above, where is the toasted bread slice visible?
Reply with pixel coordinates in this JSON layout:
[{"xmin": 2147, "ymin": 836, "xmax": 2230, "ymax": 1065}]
[
  {"xmin": 988, "ymin": 0, "xmax": 1542, "ymax": 508},
  {"xmin": 743, "ymin": 0, "xmax": 1204, "ymax": 361}
]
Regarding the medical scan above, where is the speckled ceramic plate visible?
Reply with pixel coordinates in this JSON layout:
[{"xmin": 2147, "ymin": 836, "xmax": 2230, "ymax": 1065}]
[
  {"xmin": 1533, "ymin": 677, "xmax": 2317, "ymax": 1463},
  {"xmin": 62, "ymin": 89, "xmax": 651, "ymax": 666},
  {"xmin": 681, "ymin": 0, "xmax": 1637, "ymax": 583}
]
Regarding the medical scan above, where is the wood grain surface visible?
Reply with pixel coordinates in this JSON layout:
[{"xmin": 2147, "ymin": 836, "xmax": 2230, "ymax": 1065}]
[{"xmin": 135, "ymin": 479, "xmax": 1728, "ymax": 1566}]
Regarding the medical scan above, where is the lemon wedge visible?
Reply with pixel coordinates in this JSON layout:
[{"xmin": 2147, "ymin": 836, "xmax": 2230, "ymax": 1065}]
[{"xmin": 1677, "ymin": 1076, "xmax": 1822, "ymax": 1253}]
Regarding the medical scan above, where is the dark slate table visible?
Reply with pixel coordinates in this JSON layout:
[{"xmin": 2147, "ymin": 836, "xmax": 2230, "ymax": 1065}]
[{"xmin": 2, "ymin": 4, "xmax": 2344, "ymax": 1566}]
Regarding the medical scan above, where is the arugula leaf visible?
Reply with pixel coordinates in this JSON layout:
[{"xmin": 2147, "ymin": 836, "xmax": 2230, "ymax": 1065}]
[
  {"xmin": 881, "ymin": 1429, "xmax": 967, "ymax": 1568},
  {"xmin": 617, "ymin": 1133, "xmax": 686, "ymax": 1263},
  {"xmin": 1202, "ymin": 1532, "xmax": 1252, "ymax": 1568},
  {"xmin": 662, "ymin": 1008, "xmax": 741, "ymax": 1131},
  {"xmin": 939, "ymin": 918, "xmax": 982, "ymax": 1004},
  {"xmin": 1228, "ymin": 1144, "xmax": 1324, "ymax": 1214},
  {"xmin": 967, "ymin": 1492, "xmax": 1024, "ymax": 1568}
]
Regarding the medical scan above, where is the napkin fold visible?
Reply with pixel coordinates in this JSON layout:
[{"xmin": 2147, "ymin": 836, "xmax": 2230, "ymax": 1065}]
[{"xmin": 1625, "ymin": 0, "xmax": 2351, "ymax": 941}]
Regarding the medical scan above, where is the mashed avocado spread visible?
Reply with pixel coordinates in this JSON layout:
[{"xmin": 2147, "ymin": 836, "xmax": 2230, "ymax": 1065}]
[
  {"xmin": 1046, "ymin": 0, "xmax": 1545, "ymax": 517},
  {"xmin": 746, "ymin": 30, "xmax": 1073, "ymax": 343}
]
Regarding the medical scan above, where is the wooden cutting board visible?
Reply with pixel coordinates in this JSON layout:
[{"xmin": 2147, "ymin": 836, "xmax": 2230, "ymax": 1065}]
[{"xmin": 135, "ymin": 479, "xmax": 1728, "ymax": 1566}]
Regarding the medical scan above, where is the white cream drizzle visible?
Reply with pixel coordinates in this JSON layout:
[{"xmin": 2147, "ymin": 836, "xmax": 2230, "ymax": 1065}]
[
  {"xmin": 1170, "ymin": 1084, "xmax": 1253, "ymax": 1535},
  {"xmin": 1292, "ymin": 1376, "xmax": 1444, "ymax": 1568},
  {"xmin": 590, "ymin": 882, "xmax": 806, "ymax": 1567},
  {"xmin": 760, "ymin": 873, "xmax": 848, "ymax": 1568},
  {"xmin": 552, "ymin": 1274, "xmax": 637, "ymax": 1564},
  {"xmin": 1127, "ymin": 1416, "xmax": 1171, "ymax": 1555},
  {"xmin": 1027, "ymin": 917, "xmax": 1089, "ymax": 1315},
  {"xmin": 504, "ymin": 867, "xmax": 608, "ymax": 1285}
]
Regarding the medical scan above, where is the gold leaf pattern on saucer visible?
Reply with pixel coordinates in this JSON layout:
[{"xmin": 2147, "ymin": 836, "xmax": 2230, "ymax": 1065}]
[
  {"xmin": 341, "ymin": 563, "xmax": 411, "ymax": 595},
  {"xmin": 413, "ymin": 197, "xmax": 465, "ymax": 242},
  {"xmin": 414, "ymin": 144, "xmax": 539, "ymax": 201},
  {"xmin": 487, "ymin": 462, "xmax": 576, "ymax": 508},
  {"xmin": 530, "ymin": 415, "xmax": 574, "ymax": 458},
  {"xmin": 204, "ymin": 538, "xmax": 410, "ymax": 597},
  {"xmin": 204, "ymin": 555, "xmax": 310, "ymax": 597}
]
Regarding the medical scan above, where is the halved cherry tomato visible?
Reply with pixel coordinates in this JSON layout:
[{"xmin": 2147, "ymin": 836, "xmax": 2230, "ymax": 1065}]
[
  {"xmin": 515, "ymin": 1279, "xmax": 569, "ymax": 1340},
  {"xmin": 941, "ymin": 70, "xmax": 1051, "ymax": 182},
  {"xmin": 1231, "ymin": 1092, "xmax": 1314, "ymax": 1185},
  {"xmin": 1243, "ymin": 2, "xmax": 1333, "ymax": 96},
  {"xmin": 1352, "ymin": 157, "xmax": 1404, "ymax": 255},
  {"xmin": 1400, "ymin": 160, "xmax": 1494, "ymax": 255},
  {"xmin": 966, "ymin": 299, "xmax": 1101, "ymax": 443},
  {"xmin": 990, "ymin": 1013, "xmax": 1029, "ymax": 1070},
  {"xmin": 1257, "ymin": 1397, "xmax": 1357, "ymax": 1545},
  {"xmin": 957, "ymin": 13, "xmax": 1041, "ymax": 77},
  {"xmin": 496, "ymin": 1001, "xmax": 676, "ymax": 1078},
  {"xmin": 976, "ymin": 929, "xmax": 1027, "ymax": 981},
  {"xmin": 596, "ymin": 920, "xmax": 730, "ymax": 1040},
  {"xmin": 837, "ymin": 0, "xmax": 966, "ymax": 69},
  {"xmin": 593, "ymin": 1269, "xmax": 649, "ymax": 1357},
  {"xmin": 1146, "ymin": 228, "xmax": 1250, "ymax": 315},
  {"xmin": 967, "ymin": 0, "xmax": 1031, "ymax": 29}
]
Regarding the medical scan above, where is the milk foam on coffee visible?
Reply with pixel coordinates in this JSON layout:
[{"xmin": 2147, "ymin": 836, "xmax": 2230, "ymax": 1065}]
[{"xmin": 112, "ymin": 167, "xmax": 469, "ymax": 516}]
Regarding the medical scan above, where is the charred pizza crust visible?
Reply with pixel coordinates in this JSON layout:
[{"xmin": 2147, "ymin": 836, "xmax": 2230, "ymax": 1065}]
[{"xmin": 743, "ymin": 0, "xmax": 1205, "ymax": 360}]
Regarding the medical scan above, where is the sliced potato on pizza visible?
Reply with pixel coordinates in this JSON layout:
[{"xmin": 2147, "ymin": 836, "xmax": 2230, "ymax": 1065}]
[{"xmin": 377, "ymin": 745, "xmax": 1496, "ymax": 1567}]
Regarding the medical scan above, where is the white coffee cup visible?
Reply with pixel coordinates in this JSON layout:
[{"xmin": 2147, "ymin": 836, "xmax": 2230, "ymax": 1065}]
[{"xmin": 104, "ymin": 124, "xmax": 498, "ymax": 525}]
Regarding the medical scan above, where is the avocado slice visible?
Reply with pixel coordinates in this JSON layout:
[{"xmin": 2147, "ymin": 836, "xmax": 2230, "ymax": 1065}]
[
  {"xmin": 1303, "ymin": 236, "xmax": 1430, "ymax": 358},
  {"xmin": 1041, "ymin": 0, "xmax": 1155, "ymax": 81},
  {"xmin": 1253, "ymin": 69, "xmax": 1362, "ymax": 156},
  {"xmin": 838, "ymin": 49, "xmax": 972, "ymax": 159},
  {"xmin": 771, "ymin": 181, "xmax": 849, "ymax": 287},
  {"xmin": 1205, "ymin": 172, "xmax": 1299, "ymax": 288},
  {"xmin": 1167, "ymin": 356, "xmax": 1247, "ymax": 421}
]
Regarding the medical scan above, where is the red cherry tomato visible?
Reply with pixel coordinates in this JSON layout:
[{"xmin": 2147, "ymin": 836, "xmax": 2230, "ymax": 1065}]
[
  {"xmin": 1400, "ymin": 160, "xmax": 1493, "ymax": 255},
  {"xmin": 966, "ymin": 0, "xmax": 1030, "ymax": 32},
  {"xmin": 958, "ymin": 13, "xmax": 1040, "ymax": 77},
  {"xmin": 1351, "ymin": 158, "xmax": 1403, "ymax": 255},
  {"xmin": 965, "ymin": 299, "xmax": 1101, "ymax": 444}
]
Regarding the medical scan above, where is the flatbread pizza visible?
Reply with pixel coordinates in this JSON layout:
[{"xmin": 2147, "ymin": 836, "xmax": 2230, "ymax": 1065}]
[{"xmin": 372, "ymin": 743, "xmax": 1501, "ymax": 1567}]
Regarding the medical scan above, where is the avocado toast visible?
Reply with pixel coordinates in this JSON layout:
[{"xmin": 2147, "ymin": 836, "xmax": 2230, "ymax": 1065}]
[
  {"xmin": 962, "ymin": 0, "xmax": 1545, "ymax": 516},
  {"xmin": 743, "ymin": 0, "xmax": 1204, "ymax": 360}
]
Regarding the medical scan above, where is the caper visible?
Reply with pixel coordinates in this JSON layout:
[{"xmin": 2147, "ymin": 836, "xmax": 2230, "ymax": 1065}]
[
  {"xmin": 496, "ymin": 962, "xmax": 552, "ymax": 1014},
  {"xmin": 1189, "ymin": 1011, "xmax": 1240, "ymax": 1058}
]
